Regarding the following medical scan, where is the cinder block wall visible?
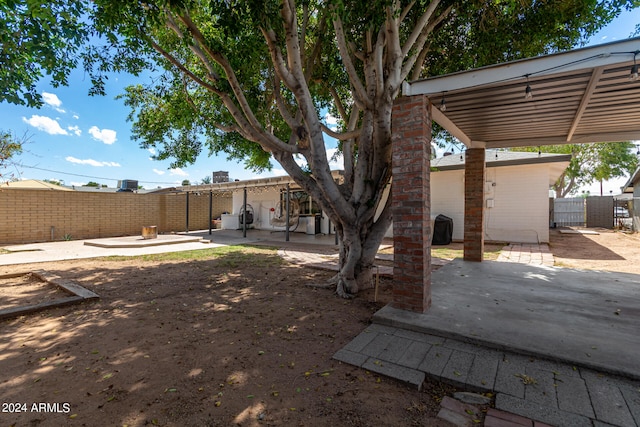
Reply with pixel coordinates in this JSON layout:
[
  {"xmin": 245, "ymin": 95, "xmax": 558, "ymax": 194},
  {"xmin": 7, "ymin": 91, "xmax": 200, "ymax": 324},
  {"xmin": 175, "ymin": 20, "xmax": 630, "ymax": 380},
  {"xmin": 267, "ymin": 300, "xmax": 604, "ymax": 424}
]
[{"xmin": 0, "ymin": 189, "xmax": 232, "ymax": 244}]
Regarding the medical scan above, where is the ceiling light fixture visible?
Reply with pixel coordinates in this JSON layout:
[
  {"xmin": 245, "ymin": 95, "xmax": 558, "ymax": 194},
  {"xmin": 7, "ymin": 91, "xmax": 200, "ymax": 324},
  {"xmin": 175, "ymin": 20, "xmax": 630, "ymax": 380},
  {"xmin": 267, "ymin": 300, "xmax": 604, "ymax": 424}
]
[
  {"xmin": 525, "ymin": 75, "xmax": 533, "ymax": 100},
  {"xmin": 440, "ymin": 92, "xmax": 447, "ymax": 112},
  {"xmin": 630, "ymin": 51, "xmax": 639, "ymax": 81}
]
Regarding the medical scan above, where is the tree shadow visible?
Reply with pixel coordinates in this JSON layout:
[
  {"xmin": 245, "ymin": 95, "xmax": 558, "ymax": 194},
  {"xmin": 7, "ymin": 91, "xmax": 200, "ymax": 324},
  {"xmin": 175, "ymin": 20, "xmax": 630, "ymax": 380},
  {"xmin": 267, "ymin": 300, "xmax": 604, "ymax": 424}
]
[
  {"xmin": 0, "ymin": 249, "xmax": 438, "ymax": 426},
  {"xmin": 549, "ymin": 230, "xmax": 625, "ymax": 261}
]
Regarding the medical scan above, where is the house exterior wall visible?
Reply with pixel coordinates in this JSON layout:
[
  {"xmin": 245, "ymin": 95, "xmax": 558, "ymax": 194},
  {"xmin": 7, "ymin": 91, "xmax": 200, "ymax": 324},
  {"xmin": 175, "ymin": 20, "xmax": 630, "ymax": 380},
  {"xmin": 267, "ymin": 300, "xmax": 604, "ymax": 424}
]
[
  {"xmin": 484, "ymin": 164, "xmax": 550, "ymax": 243},
  {"xmin": 428, "ymin": 163, "xmax": 551, "ymax": 244},
  {"xmin": 431, "ymin": 169, "xmax": 464, "ymax": 240},
  {"xmin": 0, "ymin": 189, "xmax": 232, "ymax": 244},
  {"xmin": 225, "ymin": 160, "xmax": 553, "ymax": 244},
  {"xmin": 229, "ymin": 188, "xmax": 331, "ymax": 234}
]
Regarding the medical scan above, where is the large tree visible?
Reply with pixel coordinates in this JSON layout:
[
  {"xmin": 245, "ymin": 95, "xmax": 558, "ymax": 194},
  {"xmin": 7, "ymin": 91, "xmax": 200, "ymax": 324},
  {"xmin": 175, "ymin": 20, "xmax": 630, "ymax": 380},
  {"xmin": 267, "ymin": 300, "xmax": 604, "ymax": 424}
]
[
  {"xmin": 514, "ymin": 143, "xmax": 639, "ymax": 198},
  {"xmin": 2, "ymin": 1, "xmax": 636, "ymax": 296}
]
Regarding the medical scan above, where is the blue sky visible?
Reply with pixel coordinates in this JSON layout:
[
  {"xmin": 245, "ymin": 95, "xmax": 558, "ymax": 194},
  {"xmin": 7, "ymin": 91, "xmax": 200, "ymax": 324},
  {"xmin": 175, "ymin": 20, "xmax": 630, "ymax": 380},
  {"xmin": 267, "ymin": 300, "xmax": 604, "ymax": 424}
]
[{"xmin": 1, "ymin": 8, "xmax": 638, "ymax": 191}]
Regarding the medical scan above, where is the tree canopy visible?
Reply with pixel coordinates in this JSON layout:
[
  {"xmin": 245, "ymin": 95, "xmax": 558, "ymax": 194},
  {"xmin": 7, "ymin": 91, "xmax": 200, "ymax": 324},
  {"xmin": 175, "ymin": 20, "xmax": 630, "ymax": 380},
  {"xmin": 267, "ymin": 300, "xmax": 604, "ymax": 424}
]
[
  {"xmin": 0, "ymin": 130, "xmax": 25, "ymax": 181},
  {"xmin": 515, "ymin": 143, "xmax": 639, "ymax": 198},
  {"xmin": 2, "ymin": 0, "xmax": 637, "ymax": 296}
]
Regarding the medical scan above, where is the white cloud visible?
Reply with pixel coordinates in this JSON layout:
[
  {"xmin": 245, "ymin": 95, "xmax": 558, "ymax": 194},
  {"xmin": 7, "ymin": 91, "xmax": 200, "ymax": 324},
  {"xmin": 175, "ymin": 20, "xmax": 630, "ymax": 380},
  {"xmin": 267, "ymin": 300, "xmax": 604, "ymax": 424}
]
[
  {"xmin": 148, "ymin": 147, "xmax": 156, "ymax": 155},
  {"xmin": 88, "ymin": 126, "xmax": 117, "ymax": 145},
  {"xmin": 42, "ymin": 92, "xmax": 66, "ymax": 113},
  {"xmin": 169, "ymin": 168, "xmax": 188, "ymax": 177},
  {"xmin": 65, "ymin": 156, "xmax": 121, "ymax": 167},
  {"xmin": 42, "ymin": 92, "xmax": 62, "ymax": 107},
  {"xmin": 324, "ymin": 113, "xmax": 339, "ymax": 131},
  {"xmin": 67, "ymin": 125, "xmax": 82, "ymax": 136},
  {"xmin": 152, "ymin": 168, "xmax": 165, "ymax": 175},
  {"xmin": 22, "ymin": 115, "xmax": 68, "ymax": 135},
  {"xmin": 72, "ymin": 114, "xmax": 79, "ymax": 120},
  {"xmin": 326, "ymin": 147, "xmax": 343, "ymax": 169}
]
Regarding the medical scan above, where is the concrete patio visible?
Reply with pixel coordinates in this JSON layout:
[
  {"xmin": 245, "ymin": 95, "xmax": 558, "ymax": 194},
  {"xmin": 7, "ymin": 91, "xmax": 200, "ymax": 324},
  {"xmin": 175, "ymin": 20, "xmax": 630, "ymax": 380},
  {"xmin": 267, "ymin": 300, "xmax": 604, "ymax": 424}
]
[{"xmin": 334, "ymin": 259, "xmax": 640, "ymax": 426}]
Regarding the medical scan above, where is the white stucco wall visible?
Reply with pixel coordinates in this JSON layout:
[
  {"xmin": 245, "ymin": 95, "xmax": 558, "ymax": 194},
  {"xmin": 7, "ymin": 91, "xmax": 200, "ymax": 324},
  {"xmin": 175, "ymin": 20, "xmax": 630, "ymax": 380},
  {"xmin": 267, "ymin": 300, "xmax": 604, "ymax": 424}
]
[
  {"xmin": 430, "ymin": 170, "xmax": 465, "ymax": 241},
  {"xmin": 428, "ymin": 163, "xmax": 550, "ymax": 243},
  {"xmin": 228, "ymin": 188, "xmax": 331, "ymax": 234},
  {"xmin": 483, "ymin": 164, "xmax": 550, "ymax": 243},
  {"xmin": 226, "ymin": 161, "xmax": 552, "ymax": 243}
]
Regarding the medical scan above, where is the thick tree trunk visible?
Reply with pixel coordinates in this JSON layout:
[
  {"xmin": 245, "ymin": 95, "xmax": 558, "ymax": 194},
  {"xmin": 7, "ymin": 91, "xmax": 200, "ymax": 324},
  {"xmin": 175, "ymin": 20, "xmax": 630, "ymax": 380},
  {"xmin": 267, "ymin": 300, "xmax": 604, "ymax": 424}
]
[
  {"xmin": 331, "ymin": 199, "xmax": 392, "ymax": 298},
  {"xmin": 332, "ymin": 229, "xmax": 377, "ymax": 298}
]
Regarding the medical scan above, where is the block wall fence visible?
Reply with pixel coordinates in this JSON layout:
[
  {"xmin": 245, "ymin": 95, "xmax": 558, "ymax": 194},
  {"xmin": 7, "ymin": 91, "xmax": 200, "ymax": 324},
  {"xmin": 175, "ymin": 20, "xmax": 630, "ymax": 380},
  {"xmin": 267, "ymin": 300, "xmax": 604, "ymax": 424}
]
[{"xmin": 0, "ymin": 189, "xmax": 233, "ymax": 244}]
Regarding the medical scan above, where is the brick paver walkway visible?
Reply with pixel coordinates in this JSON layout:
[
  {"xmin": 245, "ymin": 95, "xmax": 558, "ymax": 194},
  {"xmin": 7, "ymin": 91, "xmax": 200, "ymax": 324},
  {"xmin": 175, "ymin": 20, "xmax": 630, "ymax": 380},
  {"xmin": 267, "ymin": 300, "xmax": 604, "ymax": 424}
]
[
  {"xmin": 280, "ymin": 242, "xmax": 555, "ymax": 274},
  {"xmin": 335, "ymin": 323, "xmax": 640, "ymax": 426},
  {"xmin": 497, "ymin": 243, "xmax": 554, "ymax": 267}
]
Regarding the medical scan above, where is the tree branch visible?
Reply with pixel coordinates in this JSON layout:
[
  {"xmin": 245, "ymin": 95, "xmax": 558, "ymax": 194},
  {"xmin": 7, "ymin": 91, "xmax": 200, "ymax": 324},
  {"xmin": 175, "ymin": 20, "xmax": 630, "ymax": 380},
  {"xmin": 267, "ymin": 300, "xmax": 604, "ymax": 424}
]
[
  {"xmin": 401, "ymin": 0, "xmax": 441, "ymax": 57},
  {"xmin": 320, "ymin": 123, "xmax": 361, "ymax": 141},
  {"xmin": 404, "ymin": 5, "xmax": 453, "ymax": 81},
  {"xmin": 176, "ymin": 12, "xmax": 297, "ymax": 154},
  {"xmin": 332, "ymin": 14, "xmax": 370, "ymax": 109}
]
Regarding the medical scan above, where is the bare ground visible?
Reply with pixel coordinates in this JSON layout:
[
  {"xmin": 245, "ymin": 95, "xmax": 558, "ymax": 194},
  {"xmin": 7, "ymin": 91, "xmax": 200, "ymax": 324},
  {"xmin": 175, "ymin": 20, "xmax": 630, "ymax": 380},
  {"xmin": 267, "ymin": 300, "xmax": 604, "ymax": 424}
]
[
  {"xmin": 549, "ymin": 228, "xmax": 640, "ymax": 274},
  {"xmin": 0, "ymin": 247, "xmax": 454, "ymax": 427},
  {"xmin": 1, "ymin": 229, "xmax": 639, "ymax": 427}
]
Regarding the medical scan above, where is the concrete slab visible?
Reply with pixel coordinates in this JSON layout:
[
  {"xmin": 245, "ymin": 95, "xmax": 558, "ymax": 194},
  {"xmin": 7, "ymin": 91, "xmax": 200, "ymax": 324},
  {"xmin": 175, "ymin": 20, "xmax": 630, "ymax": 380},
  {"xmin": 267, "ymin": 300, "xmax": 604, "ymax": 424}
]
[
  {"xmin": 559, "ymin": 229, "xmax": 600, "ymax": 235},
  {"xmin": 83, "ymin": 234, "xmax": 206, "ymax": 248},
  {"xmin": 373, "ymin": 259, "xmax": 640, "ymax": 380},
  {"xmin": 0, "ymin": 234, "xmax": 224, "ymax": 266}
]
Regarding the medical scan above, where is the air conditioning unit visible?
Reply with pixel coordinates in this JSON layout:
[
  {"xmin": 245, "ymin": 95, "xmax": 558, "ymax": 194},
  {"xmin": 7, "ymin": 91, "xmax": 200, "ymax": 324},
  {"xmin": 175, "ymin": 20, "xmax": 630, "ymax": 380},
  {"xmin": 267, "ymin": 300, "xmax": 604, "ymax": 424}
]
[{"xmin": 117, "ymin": 180, "xmax": 138, "ymax": 191}]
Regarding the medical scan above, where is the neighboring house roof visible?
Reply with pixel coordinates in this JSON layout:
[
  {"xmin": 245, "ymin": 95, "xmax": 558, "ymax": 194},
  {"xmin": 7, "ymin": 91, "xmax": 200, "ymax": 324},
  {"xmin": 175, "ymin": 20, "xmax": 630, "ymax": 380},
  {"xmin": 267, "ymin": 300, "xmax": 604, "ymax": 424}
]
[
  {"xmin": 2, "ymin": 179, "xmax": 74, "ymax": 191},
  {"xmin": 621, "ymin": 166, "xmax": 640, "ymax": 194},
  {"xmin": 432, "ymin": 151, "xmax": 571, "ymax": 186},
  {"xmin": 179, "ymin": 170, "xmax": 345, "ymax": 193}
]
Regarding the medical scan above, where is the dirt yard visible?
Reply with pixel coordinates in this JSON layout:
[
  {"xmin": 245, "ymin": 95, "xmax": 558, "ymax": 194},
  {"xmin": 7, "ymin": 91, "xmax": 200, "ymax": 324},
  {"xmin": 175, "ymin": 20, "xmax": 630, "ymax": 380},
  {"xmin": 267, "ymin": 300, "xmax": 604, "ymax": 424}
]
[
  {"xmin": 1, "ymin": 229, "xmax": 638, "ymax": 427},
  {"xmin": 0, "ymin": 246, "xmax": 455, "ymax": 427},
  {"xmin": 549, "ymin": 228, "xmax": 640, "ymax": 274}
]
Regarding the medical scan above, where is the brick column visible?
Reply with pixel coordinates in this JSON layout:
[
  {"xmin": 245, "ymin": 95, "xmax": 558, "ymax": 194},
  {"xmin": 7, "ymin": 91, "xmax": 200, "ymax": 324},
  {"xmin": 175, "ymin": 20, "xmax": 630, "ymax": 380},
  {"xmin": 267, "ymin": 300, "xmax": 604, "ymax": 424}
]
[
  {"xmin": 464, "ymin": 148, "xmax": 485, "ymax": 262},
  {"xmin": 391, "ymin": 95, "xmax": 432, "ymax": 313}
]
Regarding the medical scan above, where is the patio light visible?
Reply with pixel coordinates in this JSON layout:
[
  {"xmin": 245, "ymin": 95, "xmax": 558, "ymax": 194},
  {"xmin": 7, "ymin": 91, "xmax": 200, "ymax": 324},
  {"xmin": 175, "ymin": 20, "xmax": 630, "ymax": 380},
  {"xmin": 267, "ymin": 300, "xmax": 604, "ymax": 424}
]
[
  {"xmin": 631, "ymin": 61, "xmax": 638, "ymax": 81},
  {"xmin": 439, "ymin": 92, "xmax": 447, "ymax": 111},
  {"xmin": 525, "ymin": 75, "xmax": 533, "ymax": 100}
]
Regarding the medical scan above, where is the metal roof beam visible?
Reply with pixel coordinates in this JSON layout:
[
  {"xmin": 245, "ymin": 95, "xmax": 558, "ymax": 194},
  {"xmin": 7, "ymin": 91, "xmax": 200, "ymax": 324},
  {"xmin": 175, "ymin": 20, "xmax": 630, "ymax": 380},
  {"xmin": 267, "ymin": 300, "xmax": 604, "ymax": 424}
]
[
  {"xmin": 404, "ymin": 37, "xmax": 640, "ymax": 96},
  {"xmin": 567, "ymin": 66, "xmax": 603, "ymax": 141},
  {"xmin": 431, "ymin": 105, "xmax": 472, "ymax": 146}
]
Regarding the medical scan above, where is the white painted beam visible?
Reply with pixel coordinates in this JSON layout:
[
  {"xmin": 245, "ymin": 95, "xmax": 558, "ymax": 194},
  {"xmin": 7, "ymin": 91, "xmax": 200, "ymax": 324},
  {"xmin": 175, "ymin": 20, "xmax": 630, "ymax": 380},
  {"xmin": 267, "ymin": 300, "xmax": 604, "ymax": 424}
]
[{"xmin": 406, "ymin": 37, "xmax": 640, "ymax": 96}]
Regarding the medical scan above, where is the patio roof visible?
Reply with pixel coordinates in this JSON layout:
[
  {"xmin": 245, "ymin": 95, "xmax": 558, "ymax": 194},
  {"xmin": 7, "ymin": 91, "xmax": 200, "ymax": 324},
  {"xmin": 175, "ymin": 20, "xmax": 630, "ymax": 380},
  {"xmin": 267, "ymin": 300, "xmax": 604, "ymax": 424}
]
[{"xmin": 403, "ymin": 37, "xmax": 640, "ymax": 149}]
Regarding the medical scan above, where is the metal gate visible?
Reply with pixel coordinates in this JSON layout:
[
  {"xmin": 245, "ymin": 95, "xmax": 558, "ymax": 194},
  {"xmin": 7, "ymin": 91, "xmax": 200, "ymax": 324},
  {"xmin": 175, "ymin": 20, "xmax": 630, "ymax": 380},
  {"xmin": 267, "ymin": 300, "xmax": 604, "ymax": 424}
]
[
  {"xmin": 586, "ymin": 196, "xmax": 613, "ymax": 228},
  {"xmin": 553, "ymin": 198, "xmax": 585, "ymax": 226}
]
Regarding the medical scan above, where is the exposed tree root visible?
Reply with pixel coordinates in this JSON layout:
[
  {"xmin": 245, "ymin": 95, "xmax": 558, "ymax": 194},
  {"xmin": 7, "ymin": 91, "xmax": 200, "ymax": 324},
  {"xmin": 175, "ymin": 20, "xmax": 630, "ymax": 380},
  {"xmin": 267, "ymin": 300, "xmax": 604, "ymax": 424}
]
[
  {"xmin": 304, "ymin": 282, "xmax": 334, "ymax": 289},
  {"xmin": 335, "ymin": 281, "xmax": 355, "ymax": 299}
]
